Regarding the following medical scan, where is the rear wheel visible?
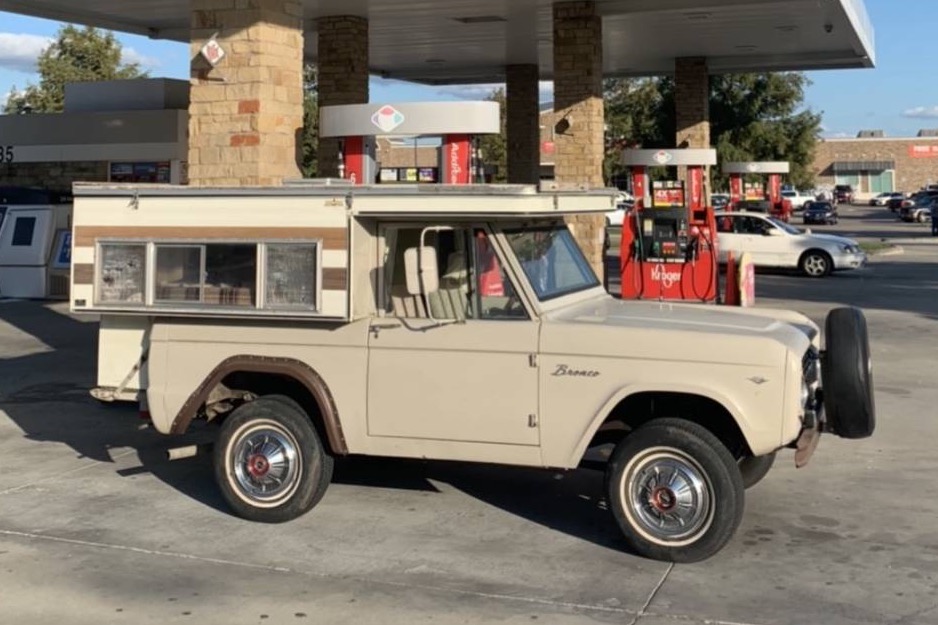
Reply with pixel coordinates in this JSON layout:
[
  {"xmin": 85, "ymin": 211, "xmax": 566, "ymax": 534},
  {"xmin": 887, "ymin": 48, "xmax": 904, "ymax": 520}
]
[
  {"xmin": 800, "ymin": 250, "xmax": 832, "ymax": 278},
  {"xmin": 214, "ymin": 395, "xmax": 334, "ymax": 523},
  {"xmin": 606, "ymin": 419, "xmax": 744, "ymax": 563}
]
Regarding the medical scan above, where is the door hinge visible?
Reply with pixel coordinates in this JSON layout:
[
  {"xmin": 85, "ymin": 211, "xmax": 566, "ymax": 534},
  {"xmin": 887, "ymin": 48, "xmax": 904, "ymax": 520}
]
[
  {"xmin": 528, "ymin": 353, "xmax": 538, "ymax": 368},
  {"xmin": 528, "ymin": 414, "xmax": 539, "ymax": 428}
]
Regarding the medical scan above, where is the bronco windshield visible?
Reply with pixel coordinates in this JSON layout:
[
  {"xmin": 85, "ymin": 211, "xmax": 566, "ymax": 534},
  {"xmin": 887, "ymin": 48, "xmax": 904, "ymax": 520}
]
[{"xmin": 503, "ymin": 226, "xmax": 600, "ymax": 301}]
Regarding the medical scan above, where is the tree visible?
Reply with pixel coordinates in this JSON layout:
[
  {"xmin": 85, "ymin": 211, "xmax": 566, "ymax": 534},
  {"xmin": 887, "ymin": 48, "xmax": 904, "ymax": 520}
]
[
  {"xmin": 478, "ymin": 87, "xmax": 507, "ymax": 182},
  {"xmin": 708, "ymin": 73, "xmax": 821, "ymax": 190},
  {"xmin": 4, "ymin": 26, "xmax": 146, "ymax": 114},
  {"xmin": 602, "ymin": 72, "xmax": 821, "ymax": 190},
  {"xmin": 300, "ymin": 65, "xmax": 319, "ymax": 177}
]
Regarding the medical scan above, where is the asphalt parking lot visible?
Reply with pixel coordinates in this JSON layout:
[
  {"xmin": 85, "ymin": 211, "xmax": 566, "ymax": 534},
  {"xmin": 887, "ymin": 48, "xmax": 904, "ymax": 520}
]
[{"xmin": 1, "ymin": 202, "xmax": 936, "ymax": 625}]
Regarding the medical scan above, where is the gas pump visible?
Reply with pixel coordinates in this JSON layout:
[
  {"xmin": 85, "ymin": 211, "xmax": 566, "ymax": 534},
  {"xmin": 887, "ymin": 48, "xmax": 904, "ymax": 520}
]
[
  {"xmin": 723, "ymin": 161, "xmax": 792, "ymax": 221},
  {"xmin": 619, "ymin": 149, "xmax": 719, "ymax": 303},
  {"xmin": 319, "ymin": 101, "xmax": 500, "ymax": 186}
]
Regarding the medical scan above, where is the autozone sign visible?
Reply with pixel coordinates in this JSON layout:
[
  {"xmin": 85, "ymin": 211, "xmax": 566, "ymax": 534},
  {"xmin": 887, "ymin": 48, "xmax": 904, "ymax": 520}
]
[{"xmin": 908, "ymin": 145, "xmax": 938, "ymax": 158}]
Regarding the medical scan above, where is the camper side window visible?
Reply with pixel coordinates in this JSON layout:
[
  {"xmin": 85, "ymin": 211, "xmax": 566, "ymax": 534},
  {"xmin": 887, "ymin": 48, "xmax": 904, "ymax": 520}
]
[
  {"xmin": 95, "ymin": 240, "xmax": 319, "ymax": 312},
  {"xmin": 265, "ymin": 243, "xmax": 318, "ymax": 309},
  {"xmin": 98, "ymin": 243, "xmax": 147, "ymax": 304}
]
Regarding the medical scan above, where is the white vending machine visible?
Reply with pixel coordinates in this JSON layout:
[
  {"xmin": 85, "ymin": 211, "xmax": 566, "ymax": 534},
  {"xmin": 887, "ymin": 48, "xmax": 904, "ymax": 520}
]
[{"xmin": 0, "ymin": 187, "xmax": 72, "ymax": 299}]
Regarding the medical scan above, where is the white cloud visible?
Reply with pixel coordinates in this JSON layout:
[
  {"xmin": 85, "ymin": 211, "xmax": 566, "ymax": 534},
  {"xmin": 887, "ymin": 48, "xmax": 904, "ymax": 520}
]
[
  {"xmin": 0, "ymin": 33, "xmax": 52, "ymax": 73},
  {"xmin": 437, "ymin": 81, "xmax": 554, "ymax": 103},
  {"xmin": 902, "ymin": 106, "xmax": 938, "ymax": 119},
  {"xmin": 121, "ymin": 46, "xmax": 161, "ymax": 69}
]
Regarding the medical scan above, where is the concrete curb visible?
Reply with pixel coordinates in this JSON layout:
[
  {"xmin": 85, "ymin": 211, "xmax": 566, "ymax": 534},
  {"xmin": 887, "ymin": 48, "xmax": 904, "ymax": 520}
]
[{"xmin": 873, "ymin": 245, "xmax": 905, "ymax": 257}]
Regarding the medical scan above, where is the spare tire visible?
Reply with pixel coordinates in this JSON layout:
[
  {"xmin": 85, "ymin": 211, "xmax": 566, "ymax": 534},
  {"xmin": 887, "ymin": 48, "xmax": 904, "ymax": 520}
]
[{"xmin": 821, "ymin": 307, "xmax": 875, "ymax": 439}]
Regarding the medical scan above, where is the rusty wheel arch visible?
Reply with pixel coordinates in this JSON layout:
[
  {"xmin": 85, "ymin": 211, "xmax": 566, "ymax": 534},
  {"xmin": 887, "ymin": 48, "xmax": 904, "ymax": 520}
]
[{"xmin": 170, "ymin": 355, "xmax": 348, "ymax": 455}]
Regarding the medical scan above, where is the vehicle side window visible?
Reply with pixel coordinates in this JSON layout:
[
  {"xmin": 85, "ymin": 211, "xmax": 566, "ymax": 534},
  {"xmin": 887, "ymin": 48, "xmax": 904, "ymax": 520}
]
[
  {"xmin": 383, "ymin": 227, "xmax": 525, "ymax": 321},
  {"xmin": 738, "ymin": 216, "xmax": 768, "ymax": 235},
  {"xmin": 717, "ymin": 216, "xmax": 735, "ymax": 233},
  {"xmin": 471, "ymin": 230, "xmax": 526, "ymax": 320}
]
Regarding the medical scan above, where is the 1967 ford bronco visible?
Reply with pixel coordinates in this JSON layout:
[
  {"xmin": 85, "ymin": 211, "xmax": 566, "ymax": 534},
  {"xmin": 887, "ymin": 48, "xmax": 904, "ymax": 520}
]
[{"xmin": 72, "ymin": 182, "xmax": 875, "ymax": 562}]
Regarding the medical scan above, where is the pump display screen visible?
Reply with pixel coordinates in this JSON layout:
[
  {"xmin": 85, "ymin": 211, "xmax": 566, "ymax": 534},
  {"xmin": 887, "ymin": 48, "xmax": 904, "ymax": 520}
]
[{"xmin": 652, "ymin": 182, "xmax": 685, "ymax": 208}]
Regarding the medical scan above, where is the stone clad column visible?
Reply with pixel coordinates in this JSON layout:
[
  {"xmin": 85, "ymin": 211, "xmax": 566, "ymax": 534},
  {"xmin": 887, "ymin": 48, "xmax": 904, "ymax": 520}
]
[
  {"xmin": 189, "ymin": 0, "xmax": 304, "ymax": 186},
  {"xmin": 552, "ymin": 1, "xmax": 605, "ymax": 277},
  {"xmin": 675, "ymin": 57, "xmax": 711, "ymax": 192},
  {"xmin": 506, "ymin": 64, "xmax": 541, "ymax": 185},
  {"xmin": 316, "ymin": 16, "xmax": 369, "ymax": 178}
]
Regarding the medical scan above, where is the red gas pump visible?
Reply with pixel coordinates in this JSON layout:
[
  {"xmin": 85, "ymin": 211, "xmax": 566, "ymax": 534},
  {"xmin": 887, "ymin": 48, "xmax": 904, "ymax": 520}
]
[
  {"xmin": 723, "ymin": 161, "xmax": 792, "ymax": 221},
  {"xmin": 619, "ymin": 149, "xmax": 719, "ymax": 303}
]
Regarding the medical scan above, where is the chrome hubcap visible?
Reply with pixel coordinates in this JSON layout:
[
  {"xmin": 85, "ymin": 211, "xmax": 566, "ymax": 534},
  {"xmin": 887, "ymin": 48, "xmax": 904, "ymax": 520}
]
[
  {"xmin": 232, "ymin": 426, "xmax": 300, "ymax": 504},
  {"xmin": 623, "ymin": 449, "xmax": 713, "ymax": 545},
  {"xmin": 805, "ymin": 255, "xmax": 827, "ymax": 276}
]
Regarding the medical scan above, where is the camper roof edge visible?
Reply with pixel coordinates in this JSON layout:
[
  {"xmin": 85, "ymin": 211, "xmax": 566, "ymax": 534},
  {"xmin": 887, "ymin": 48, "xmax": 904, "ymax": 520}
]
[{"xmin": 70, "ymin": 182, "xmax": 617, "ymax": 215}]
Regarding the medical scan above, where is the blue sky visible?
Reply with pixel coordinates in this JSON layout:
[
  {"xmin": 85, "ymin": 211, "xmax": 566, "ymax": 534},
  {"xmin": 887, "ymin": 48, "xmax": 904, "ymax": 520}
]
[{"xmin": 0, "ymin": 0, "xmax": 930, "ymax": 138}]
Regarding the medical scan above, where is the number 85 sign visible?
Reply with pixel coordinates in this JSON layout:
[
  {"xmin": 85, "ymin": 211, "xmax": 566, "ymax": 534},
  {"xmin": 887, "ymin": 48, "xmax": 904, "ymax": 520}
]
[{"xmin": 0, "ymin": 146, "xmax": 14, "ymax": 163}]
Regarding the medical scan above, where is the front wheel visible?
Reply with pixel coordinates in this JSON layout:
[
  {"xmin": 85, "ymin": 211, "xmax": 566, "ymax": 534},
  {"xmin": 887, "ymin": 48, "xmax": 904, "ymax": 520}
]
[
  {"xmin": 214, "ymin": 395, "xmax": 334, "ymax": 523},
  {"xmin": 606, "ymin": 419, "xmax": 745, "ymax": 563},
  {"xmin": 800, "ymin": 250, "xmax": 832, "ymax": 278}
]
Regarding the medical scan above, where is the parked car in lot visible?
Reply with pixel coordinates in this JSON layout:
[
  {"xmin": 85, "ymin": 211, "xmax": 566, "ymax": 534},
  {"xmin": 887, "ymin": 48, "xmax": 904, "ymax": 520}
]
[
  {"xmin": 887, "ymin": 195, "xmax": 907, "ymax": 212},
  {"xmin": 834, "ymin": 184, "xmax": 854, "ymax": 204},
  {"xmin": 802, "ymin": 201, "xmax": 839, "ymax": 225},
  {"xmin": 781, "ymin": 189, "xmax": 814, "ymax": 211},
  {"xmin": 899, "ymin": 197, "xmax": 935, "ymax": 223},
  {"xmin": 711, "ymin": 193, "xmax": 730, "ymax": 209},
  {"xmin": 716, "ymin": 211, "xmax": 866, "ymax": 277},
  {"xmin": 870, "ymin": 192, "xmax": 903, "ymax": 206}
]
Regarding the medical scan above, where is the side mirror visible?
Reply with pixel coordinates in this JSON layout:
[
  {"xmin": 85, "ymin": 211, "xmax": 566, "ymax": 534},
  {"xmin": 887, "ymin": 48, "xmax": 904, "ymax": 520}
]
[
  {"xmin": 404, "ymin": 246, "xmax": 439, "ymax": 296},
  {"xmin": 765, "ymin": 228, "xmax": 783, "ymax": 237}
]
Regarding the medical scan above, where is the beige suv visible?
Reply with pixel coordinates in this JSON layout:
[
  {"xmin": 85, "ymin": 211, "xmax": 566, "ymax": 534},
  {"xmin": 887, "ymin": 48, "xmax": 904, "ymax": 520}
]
[{"xmin": 73, "ymin": 184, "xmax": 875, "ymax": 562}]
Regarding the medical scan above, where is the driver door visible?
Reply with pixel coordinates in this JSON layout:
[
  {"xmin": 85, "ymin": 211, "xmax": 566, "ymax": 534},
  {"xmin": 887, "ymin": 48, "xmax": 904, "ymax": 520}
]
[
  {"xmin": 366, "ymin": 225, "xmax": 540, "ymax": 447},
  {"xmin": 721, "ymin": 215, "xmax": 783, "ymax": 266}
]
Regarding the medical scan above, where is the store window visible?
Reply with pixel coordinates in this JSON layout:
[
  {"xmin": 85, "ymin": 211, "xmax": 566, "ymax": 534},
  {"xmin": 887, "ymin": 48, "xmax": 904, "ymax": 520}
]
[
  {"xmin": 869, "ymin": 170, "xmax": 895, "ymax": 194},
  {"xmin": 110, "ymin": 162, "xmax": 172, "ymax": 183}
]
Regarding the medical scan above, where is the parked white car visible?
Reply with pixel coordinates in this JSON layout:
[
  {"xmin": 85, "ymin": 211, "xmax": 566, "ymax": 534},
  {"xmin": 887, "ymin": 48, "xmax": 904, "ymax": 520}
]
[
  {"xmin": 715, "ymin": 211, "xmax": 867, "ymax": 277},
  {"xmin": 780, "ymin": 190, "xmax": 815, "ymax": 211}
]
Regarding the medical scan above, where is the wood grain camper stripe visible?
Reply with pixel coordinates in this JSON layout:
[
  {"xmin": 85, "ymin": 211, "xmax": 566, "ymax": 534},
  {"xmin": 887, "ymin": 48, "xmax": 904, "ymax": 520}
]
[
  {"xmin": 74, "ymin": 226, "xmax": 348, "ymax": 250},
  {"xmin": 322, "ymin": 268, "xmax": 347, "ymax": 290},
  {"xmin": 73, "ymin": 263, "xmax": 94, "ymax": 285}
]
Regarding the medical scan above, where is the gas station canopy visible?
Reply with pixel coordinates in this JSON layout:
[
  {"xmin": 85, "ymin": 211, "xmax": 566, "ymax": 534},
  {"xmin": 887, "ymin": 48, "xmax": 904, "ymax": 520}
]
[{"xmin": 0, "ymin": 0, "xmax": 875, "ymax": 83}]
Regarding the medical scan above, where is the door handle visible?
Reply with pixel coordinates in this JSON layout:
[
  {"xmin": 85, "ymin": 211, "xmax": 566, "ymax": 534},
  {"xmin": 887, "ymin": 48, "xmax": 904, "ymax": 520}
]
[{"xmin": 370, "ymin": 322, "xmax": 401, "ymax": 337}]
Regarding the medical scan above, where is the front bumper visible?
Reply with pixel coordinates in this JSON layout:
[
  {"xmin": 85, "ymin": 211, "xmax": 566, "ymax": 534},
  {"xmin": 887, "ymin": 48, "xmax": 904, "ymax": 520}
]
[
  {"xmin": 833, "ymin": 251, "xmax": 867, "ymax": 270},
  {"xmin": 793, "ymin": 392, "xmax": 825, "ymax": 468}
]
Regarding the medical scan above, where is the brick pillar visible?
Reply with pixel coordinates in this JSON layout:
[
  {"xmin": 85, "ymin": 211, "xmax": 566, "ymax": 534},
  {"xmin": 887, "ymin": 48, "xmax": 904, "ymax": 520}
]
[
  {"xmin": 506, "ymin": 64, "xmax": 540, "ymax": 185},
  {"xmin": 675, "ymin": 57, "xmax": 711, "ymax": 195},
  {"xmin": 552, "ymin": 1, "xmax": 605, "ymax": 277},
  {"xmin": 316, "ymin": 16, "xmax": 369, "ymax": 178},
  {"xmin": 189, "ymin": 0, "xmax": 303, "ymax": 186}
]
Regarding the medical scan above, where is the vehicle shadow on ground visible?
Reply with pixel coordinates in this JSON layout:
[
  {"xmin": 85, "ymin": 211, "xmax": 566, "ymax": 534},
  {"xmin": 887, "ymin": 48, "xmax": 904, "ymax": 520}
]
[
  {"xmin": 332, "ymin": 455, "xmax": 625, "ymax": 551},
  {"xmin": 0, "ymin": 301, "xmax": 626, "ymax": 551},
  {"xmin": 0, "ymin": 301, "xmax": 229, "ymax": 513}
]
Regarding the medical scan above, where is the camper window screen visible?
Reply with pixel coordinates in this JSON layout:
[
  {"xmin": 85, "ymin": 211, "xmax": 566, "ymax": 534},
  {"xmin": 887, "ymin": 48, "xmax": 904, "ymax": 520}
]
[
  {"xmin": 99, "ymin": 244, "xmax": 147, "ymax": 304},
  {"xmin": 265, "ymin": 243, "xmax": 318, "ymax": 309}
]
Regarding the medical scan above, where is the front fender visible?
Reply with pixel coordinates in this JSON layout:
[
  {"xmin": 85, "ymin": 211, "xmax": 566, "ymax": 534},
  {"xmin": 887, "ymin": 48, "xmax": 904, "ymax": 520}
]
[{"xmin": 567, "ymin": 382, "xmax": 757, "ymax": 468}]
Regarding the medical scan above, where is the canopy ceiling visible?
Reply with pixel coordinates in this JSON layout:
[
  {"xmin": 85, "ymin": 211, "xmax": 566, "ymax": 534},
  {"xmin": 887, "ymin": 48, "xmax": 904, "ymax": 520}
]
[{"xmin": 0, "ymin": 0, "xmax": 875, "ymax": 84}]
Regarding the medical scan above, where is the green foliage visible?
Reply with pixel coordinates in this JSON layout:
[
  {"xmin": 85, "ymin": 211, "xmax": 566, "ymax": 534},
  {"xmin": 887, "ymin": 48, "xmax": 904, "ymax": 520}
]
[
  {"xmin": 4, "ymin": 25, "xmax": 146, "ymax": 114},
  {"xmin": 478, "ymin": 87, "xmax": 507, "ymax": 182},
  {"xmin": 300, "ymin": 65, "xmax": 318, "ymax": 177},
  {"xmin": 603, "ymin": 72, "xmax": 821, "ymax": 190}
]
